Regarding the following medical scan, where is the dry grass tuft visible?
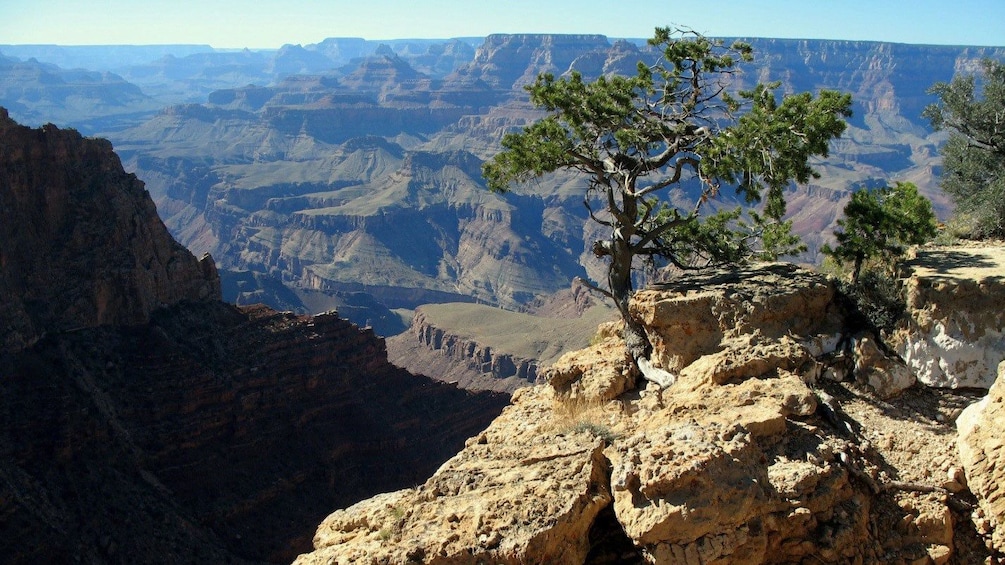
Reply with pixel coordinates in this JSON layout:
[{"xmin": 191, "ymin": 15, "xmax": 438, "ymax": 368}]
[{"xmin": 550, "ymin": 393, "xmax": 621, "ymax": 444}]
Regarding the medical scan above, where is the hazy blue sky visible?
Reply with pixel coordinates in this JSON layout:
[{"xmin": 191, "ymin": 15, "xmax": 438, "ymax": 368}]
[{"xmin": 2, "ymin": 0, "xmax": 1003, "ymax": 48}]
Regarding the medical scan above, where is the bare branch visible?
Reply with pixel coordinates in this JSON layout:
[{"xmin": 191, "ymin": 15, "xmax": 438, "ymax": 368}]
[
  {"xmin": 633, "ymin": 156, "xmax": 701, "ymax": 197},
  {"xmin": 583, "ymin": 197, "xmax": 614, "ymax": 228},
  {"xmin": 631, "ymin": 211, "xmax": 689, "ymax": 252},
  {"xmin": 573, "ymin": 277, "xmax": 615, "ymax": 301}
]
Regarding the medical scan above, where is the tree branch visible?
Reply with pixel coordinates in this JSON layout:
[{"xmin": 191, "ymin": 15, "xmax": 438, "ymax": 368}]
[
  {"xmin": 633, "ymin": 156, "xmax": 701, "ymax": 198},
  {"xmin": 631, "ymin": 211, "xmax": 689, "ymax": 252},
  {"xmin": 574, "ymin": 276, "xmax": 615, "ymax": 301}
]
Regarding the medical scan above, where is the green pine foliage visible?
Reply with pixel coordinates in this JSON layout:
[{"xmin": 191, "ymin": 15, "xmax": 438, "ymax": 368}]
[
  {"xmin": 822, "ymin": 182, "xmax": 937, "ymax": 282},
  {"xmin": 482, "ymin": 26, "xmax": 852, "ymax": 323},
  {"xmin": 924, "ymin": 58, "xmax": 1005, "ymax": 239}
]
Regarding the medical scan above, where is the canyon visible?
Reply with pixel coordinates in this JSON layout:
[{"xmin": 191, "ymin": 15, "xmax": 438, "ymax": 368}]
[
  {"xmin": 4, "ymin": 32, "xmax": 1005, "ymax": 564},
  {"xmin": 4, "ymin": 36, "xmax": 1004, "ymax": 330},
  {"xmin": 0, "ymin": 111, "xmax": 508, "ymax": 563}
]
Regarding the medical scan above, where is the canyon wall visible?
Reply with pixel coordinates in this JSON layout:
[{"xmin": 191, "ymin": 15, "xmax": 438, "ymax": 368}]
[
  {"xmin": 388, "ymin": 308, "xmax": 543, "ymax": 392},
  {"xmin": 101, "ymin": 37, "xmax": 1005, "ymax": 326},
  {"xmin": 297, "ymin": 261, "xmax": 1001, "ymax": 564},
  {"xmin": 2, "ymin": 302, "xmax": 507, "ymax": 563},
  {"xmin": 0, "ymin": 114, "xmax": 508, "ymax": 564},
  {"xmin": 386, "ymin": 295, "xmax": 616, "ymax": 393},
  {"xmin": 0, "ymin": 108, "xmax": 220, "ymax": 352}
]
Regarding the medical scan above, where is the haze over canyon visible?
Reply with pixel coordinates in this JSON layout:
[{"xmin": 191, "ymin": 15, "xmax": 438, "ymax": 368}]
[{"xmin": 3, "ymin": 35, "xmax": 1003, "ymax": 332}]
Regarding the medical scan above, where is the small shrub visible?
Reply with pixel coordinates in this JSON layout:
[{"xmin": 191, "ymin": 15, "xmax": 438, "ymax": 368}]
[
  {"xmin": 572, "ymin": 421, "xmax": 619, "ymax": 444},
  {"xmin": 836, "ymin": 268, "xmax": 906, "ymax": 334},
  {"xmin": 552, "ymin": 394, "xmax": 620, "ymax": 444}
]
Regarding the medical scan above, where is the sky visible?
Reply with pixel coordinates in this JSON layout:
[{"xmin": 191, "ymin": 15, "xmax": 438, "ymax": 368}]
[{"xmin": 1, "ymin": 0, "xmax": 1003, "ymax": 48}]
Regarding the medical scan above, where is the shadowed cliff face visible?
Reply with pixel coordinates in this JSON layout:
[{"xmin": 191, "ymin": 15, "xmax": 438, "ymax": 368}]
[
  {"xmin": 0, "ymin": 111, "xmax": 509, "ymax": 564},
  {"xmin": 0, "ymin": 108, "xmax": 220, "ymax": 352},
  {"xmin": 2, "ymin": 302, "xmax": 508, "ymax": 563}
]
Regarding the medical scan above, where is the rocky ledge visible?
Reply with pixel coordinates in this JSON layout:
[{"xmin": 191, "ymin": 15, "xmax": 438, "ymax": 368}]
[
  {"xmin": 296, "ymin": 262, "xmax": 1000, "ymax": 564},
  {"xmin": 890, "ymin": 244, "xmax": 1005, "ymax": 389}
]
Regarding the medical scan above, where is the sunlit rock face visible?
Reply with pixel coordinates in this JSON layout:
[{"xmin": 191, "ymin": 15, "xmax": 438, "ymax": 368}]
[
  {"xmin": 958, "ymin": 361, "xmax": 1005, "ymax": 554},
  {"xmin": 889, "ymin": 245, "xmax": 1005, "ymax": 389},
  {"xmin": 297, "ymin": 262, "xmax": 993, "ymax": 564}
]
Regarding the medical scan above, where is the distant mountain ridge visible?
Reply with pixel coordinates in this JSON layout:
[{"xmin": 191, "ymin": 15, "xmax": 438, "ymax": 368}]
[
  {"xmin": 107, "ymin": 35, "xmax": 1004, "ymax": 322},
  {"xmin": 4, "ymin": 35, "xmax": 1003, "ymax": 325}
]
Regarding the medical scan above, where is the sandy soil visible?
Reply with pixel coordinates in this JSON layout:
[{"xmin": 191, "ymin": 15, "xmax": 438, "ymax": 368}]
[{"xmin": 904, "ymin": 242, "xmax": 1005, "ymax": 281}]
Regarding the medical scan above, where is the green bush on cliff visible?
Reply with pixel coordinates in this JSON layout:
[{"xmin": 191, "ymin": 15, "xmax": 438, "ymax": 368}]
[
  {"xmin": 925, "ymin": 58, "xmax": 1005, "ymax": 239},
  {"xmin": 822, "ymin": 181, "xmax": 937, "ymax": 283}
]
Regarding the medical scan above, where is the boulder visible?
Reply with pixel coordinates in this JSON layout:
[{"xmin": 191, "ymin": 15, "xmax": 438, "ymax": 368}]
[
  {"xmin": 957, "ymin": 360, "xmax": 1005, "ymax": 553},
  {"xmin": 853, "ymin": 333, "xmax": 916, "ymax": 399}
]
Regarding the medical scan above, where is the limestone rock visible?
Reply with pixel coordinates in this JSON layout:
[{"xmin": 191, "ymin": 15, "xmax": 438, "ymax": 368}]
[
  {"xmin": 298, "ymin": 262, "xmax": 994, "ymax": 564},
  {"xmin": 853, "ymin": 333, "xmax": 916, "ymax": 399},
  {"xmin": 957, "ymin": 360, "xmax": 1005, "ymax": 553},
  {"xmin": 890, "ymin": 245, "xmax": 1005, "ymax": 389},
  {"xmin": 296, "ymin": 386, "xmax": 613, "ymax": 565},
  {"xmin": 545, "ymin": 321, "xmax": 637, "ymax": 402},
  {"xmin": 631, "ymin": 263, "xmax": 841, "ymax": 375}
]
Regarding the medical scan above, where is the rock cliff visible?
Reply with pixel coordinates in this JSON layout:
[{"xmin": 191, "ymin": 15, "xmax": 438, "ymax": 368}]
[
  {"xmin": 0, "ymin": 112, "xmax": 509, "ymax": 564},
  {"xmin": 386, "ymin": 295, "xmax": 615, "ymax": 393},
  {"xmin": 890, "ymin": 244, "xmax": 1005, "ymax": 389},
  {"xmin": 2, "ymin": 302, "xmax": 508, "ymax": 563},
  {"xmin": 0, "ymin": 108, "xmax": 220, "ymax": 352},
  {"xmin": 296, "ymin": 262, "xmax": 998, "ymax": 564}
]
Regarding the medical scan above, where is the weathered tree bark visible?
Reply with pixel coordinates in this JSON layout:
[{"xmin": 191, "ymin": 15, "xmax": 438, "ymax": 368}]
[{"xmin": 602, "ymin": 231, "xmax": 676, "ymax": 388}]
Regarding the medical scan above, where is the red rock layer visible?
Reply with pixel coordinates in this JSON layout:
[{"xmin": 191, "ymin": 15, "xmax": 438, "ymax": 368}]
[{"xmin": 0, "ymin": 108, "xmax": 220, "ymax": 352}]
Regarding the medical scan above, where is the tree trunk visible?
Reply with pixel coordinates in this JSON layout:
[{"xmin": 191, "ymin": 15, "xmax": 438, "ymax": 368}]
[{"xmin": 607, "ymin": 234, "xmax": 676, "ymax": 388}]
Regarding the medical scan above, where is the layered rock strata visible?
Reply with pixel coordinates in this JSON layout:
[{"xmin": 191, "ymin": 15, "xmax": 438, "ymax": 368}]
[
  {"xmin": 0, "ymin": 108, "xmax": 220, "ymax": 352},
  {"xmin": 3, "ymin": 302, "xmax": 508, "ymax": 563},
  {"xmin": 0, "ymin": 112, "xmax": 509, "ymax": 564},
  {"xmin": 390, "ymin": 308, "xmax": 542, "ymax": 391},
  {"xmin": 890, "ymin": 244, "xmax": 1005, "ymax": 389},
  {"xmin": 298, "ymin": 264, "xmax": 986, "ymax": 564},
  {"xmin": 386, "ymin": 298, "xmax": 615, "ymax": 393}
]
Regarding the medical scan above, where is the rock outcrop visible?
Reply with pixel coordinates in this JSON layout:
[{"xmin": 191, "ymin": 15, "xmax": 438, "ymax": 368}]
[
  {"xmin": 0, "ymin": 108, "xmax": 220, "ymax": 352},
  {"xmin": 957, "ymin": 360, "xmax": 1005, "ymax": 554},
  {"xmin": 298, "ymin": 263, "xmax": 992, "ymax": 564},
  {"xmin": 890, "ymin": 244, "xmax": 1005, "ymax": 389},
  {"xmin": 0, "ymin": 112, "xmax": 509, "ymax": 564},
  {"xmin": 386, "ymin": 299, "xmax": 615, "ymax": 393},
  {"xmin": 396, "ymin": 307, "xmax": 544, "ymax": 386}
]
